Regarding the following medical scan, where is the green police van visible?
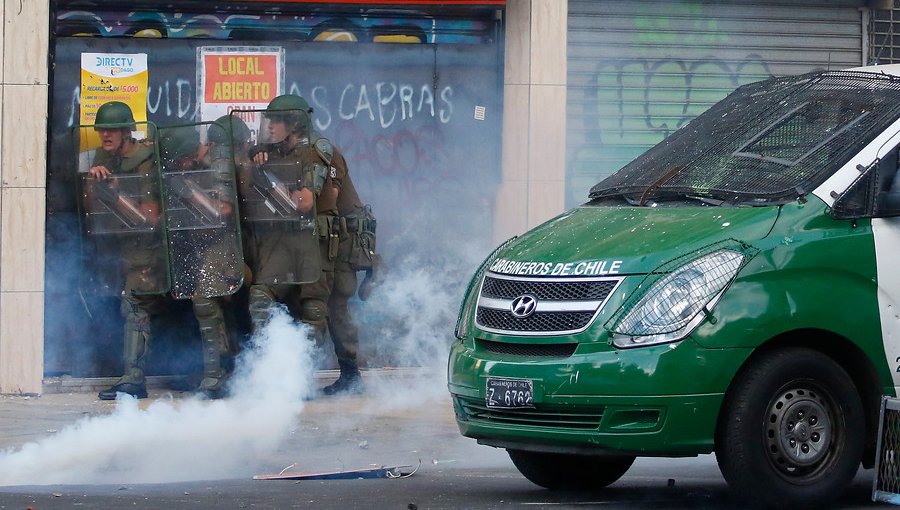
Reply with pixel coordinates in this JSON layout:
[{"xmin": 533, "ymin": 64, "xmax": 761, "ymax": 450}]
[{"xmin": 448, "ymin": 66, "xmax": 900, "ymax": 508}]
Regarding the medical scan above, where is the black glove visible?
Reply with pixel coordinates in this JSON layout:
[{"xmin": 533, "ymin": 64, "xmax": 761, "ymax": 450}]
[{"xmin": 357, "ymin": 254, "xmax": 382, "ymax": 301}]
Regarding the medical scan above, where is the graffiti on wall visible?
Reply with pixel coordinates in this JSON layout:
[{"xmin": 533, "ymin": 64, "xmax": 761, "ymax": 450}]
[
  {"xmin": 57, "ymin": 7, "xmax": 497, "ymax": 44},
  {"xmin": 59, "ymin": 76, "xmax": 467, "ymax": 232},
  {"xmin": 46, "ymin": 37, "xmax": 502, "ymax": 376},
  {"xmin": 579, "ymin": 56, "xmax": 774, "ymax": 142},
  {"xmin": 566, "ymin": 55, "xmax": 777, "ymax": 206}
]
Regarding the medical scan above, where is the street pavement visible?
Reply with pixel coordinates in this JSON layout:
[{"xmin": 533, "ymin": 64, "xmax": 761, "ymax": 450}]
[{"xmin": 0, "ymin": 369, "xmax": 885, "ymax": 509}]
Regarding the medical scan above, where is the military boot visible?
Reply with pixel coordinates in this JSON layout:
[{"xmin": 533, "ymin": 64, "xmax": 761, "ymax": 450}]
[
  {"xmin": 322, "ymin": 359, "xmax": 364, "ymax": 396},
  {"xmin": 98, "ymin": 328, "xmax": 149, "ymax": 400},
  {"xmin": 248, "ymin": 285, "xmax": 276, "ymax": 332},
  {"xmin": 197, "ymin": 341, "xmax": 229, "ymax": 399},
  {"xmin": 194, "ymin": 297, "xmax": 231, "ymax": 399}
]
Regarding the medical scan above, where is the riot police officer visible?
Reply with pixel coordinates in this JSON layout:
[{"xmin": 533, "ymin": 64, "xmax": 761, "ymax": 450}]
[
  {"xmin": 158, "ymin": 116, "xmax": 250, "ymax": 398},
  {"xmin": 87, "ymin": 101, "xmax": 164, "ymax": 400},
  {"xmin": 241, "ymin": 95, "xmax": 332, "ymax": 343}
]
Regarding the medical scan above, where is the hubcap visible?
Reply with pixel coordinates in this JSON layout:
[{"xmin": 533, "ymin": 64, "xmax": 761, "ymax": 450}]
[{"xmin": 765, "ymin": 386, "xmax": 833, "ymax": 475}]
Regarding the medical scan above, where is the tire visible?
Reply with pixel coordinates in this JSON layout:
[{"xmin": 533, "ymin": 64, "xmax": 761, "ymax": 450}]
[
  {"xmin": 507, "ymin": 449, "xmax": 635, "ymax": 490},
  {"xmin": 715, "ymin": 347, "xmax": 864, "ymax": 509}
]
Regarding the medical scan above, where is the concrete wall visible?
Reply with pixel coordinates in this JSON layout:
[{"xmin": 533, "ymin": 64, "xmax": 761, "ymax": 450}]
[
  {"xmin": 0, "ymin": 0, "xmax": 49, "ymax": 394},
  {"xmin": 0, "ymin": 0, "xmax": 563, "ymax": 394},
  {"xmin": 494, "ymin": 0, "xmax": 568, "ymax": 242}
]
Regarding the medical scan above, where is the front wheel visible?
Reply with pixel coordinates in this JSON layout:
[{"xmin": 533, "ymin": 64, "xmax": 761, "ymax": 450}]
[
  {"xmin": 507, "ymin": 449, "xmax": 635, "ymax": 490},
  {"xmin": 715, "ymin": 347, "xmax": 864, "ymax": 509}
]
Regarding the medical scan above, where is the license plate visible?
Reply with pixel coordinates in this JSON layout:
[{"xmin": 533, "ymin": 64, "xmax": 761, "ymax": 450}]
[{"xmin": 486, "ymin": 377, "xmax": 534, "ymax": 409}]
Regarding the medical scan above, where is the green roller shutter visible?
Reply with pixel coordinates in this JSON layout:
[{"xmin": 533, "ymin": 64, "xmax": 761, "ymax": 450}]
[{"xmin": 567, "ymin": 0, "xmax": 866, "ymax": 206}]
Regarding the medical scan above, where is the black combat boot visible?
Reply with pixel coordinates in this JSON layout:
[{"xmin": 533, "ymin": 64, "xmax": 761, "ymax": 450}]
[
  {"xmin": 99, "ymin": 329, "xmax": 149, "ymax": 400},
  {"xmin": 322, "ymin": 360, "xmax": 364, "ymax": 396},
  {"xmin": 98, "ymin": 382, "xmax": 147, "ymax": 400}
]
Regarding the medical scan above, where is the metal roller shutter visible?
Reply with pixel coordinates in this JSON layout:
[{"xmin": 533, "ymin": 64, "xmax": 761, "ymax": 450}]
[{"xmin": 567, "ymin": 0, "xmax": 865, "ymax": 206}]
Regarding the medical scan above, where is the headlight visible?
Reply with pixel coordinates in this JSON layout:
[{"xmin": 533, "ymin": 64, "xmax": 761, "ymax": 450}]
[{"xmin": 610, "ymin": 249, "xmax": 744, "ymax": 348}]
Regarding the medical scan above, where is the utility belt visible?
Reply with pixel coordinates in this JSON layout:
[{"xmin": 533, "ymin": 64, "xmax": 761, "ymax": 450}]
[
  {"xmin": 316, "ymin": 214, "xmax": 341, "ymax": 260},
  {"xmin": 314, "ymin": 215, "xmax": 377, "ymax": 237},
  {"xmin": 247, "ymin": 219, "xmax": 314, "ymax": 233},
  {"xmin": 341, "ymin": 216, "xmax": 377, "ymax": 234},
  {"xmin": 335, "ymin": 208, "xmax": 378, "ymax": 270}
]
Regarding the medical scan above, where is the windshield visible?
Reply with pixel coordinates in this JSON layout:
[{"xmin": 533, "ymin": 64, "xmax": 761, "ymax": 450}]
[{"xmin": 589, "ymin": 71, "xmax": 900, "ymax": 206}]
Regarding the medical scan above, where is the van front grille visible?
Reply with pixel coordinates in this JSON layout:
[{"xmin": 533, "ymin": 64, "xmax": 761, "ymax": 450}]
[
  {"xmin": 477, "ymin": 308, "xmax": 595, "ymax": 333},
  {"xmin": 456, "ymin": 397, "xmax": 603, "ymax": 430},
  {"xmin": 481, "ymin": 277, "xmax": 618, "ymax": 301},
  {"xmin": 475, "ymin": 272, "xmax": 622, "ymax": 335},
  {"xmin": 476, "ymin": 338, "xmax": 577, "ymax": 357}
]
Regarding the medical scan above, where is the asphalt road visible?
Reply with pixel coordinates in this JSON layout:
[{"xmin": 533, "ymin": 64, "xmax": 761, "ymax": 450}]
[
  {"xmin": 0, "ymin": 380, "xmax": 886, "ymax": 510},
  {"xmin": 0, "ymin": 457, "xmax": 881, "ymax": 509}
]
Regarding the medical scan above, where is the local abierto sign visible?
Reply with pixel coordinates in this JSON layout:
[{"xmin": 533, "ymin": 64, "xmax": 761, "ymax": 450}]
[
  {"xmin": 79, "ymin": 52, "xmax": 149, "ymax": 149},
  {"xmin": 198, "ymin": 46, "xmax": 285, "ymax": 142}
]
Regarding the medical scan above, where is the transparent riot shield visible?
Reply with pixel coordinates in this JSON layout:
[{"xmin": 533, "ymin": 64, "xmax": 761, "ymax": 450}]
[
  {"xmin": 76, "ymin": 121, "xmax": 170, "ymax": 296},
  {"xmin": 234, "ymin": 108, "xmax": 321, "ymax": 285},
  {"xmin": 158, "ymin": 122, "xmax": 245, "ymax": 299}
]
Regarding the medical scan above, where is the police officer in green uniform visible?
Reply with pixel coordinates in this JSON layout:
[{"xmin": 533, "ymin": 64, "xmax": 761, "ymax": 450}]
[
  {"xmin": 196, "ymin": 115, "xmax": 252, "ymax": 398},
  {"xmin": 159, "ymin": 117, "xmax": 250, "ymax": 398},
  {"xmin": 322, "ymin": 153, "xmax": 378, "ymax": 395},
  {"xmin": 242, "ymin": 95, "xmax": 330, "ymax": 339},
  {"xmin": 88, "ymin": 101, "xmax": 164, "ymax": 400},
  {"xmin": 290, "ymin": 115, "xmax": 346, "ymax": 350}
]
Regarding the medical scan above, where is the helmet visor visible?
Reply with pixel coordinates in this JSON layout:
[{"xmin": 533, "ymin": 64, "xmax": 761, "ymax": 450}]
[{"xmin": 259, "ymin": 109, "xmax": 312, "ymax": 145}]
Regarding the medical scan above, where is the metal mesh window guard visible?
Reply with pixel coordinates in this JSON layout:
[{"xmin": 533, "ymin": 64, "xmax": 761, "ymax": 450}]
[
  {"xmin": 590, "ymin": 71, "xmax": 900, "ymax": 206},
  {"xmin": 871, "ymin": 3, "xmax": 900, "ymax": 65},
  {"xmin": 611, "ymin": 250, "xmax": 743, "ymax": 337}
]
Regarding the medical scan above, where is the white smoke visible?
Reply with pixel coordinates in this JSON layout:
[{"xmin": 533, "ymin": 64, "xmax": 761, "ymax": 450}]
[
  {"xmin": 0, "ymin": 307, "xmax": 315, "ymax": 486},
  {"xmin": 0, "ymin": 243, "xmax": 493, "ymax": 486},
  {"xmin": 348, "ymin": 245, "xmax": 485, "ymax": 411}
]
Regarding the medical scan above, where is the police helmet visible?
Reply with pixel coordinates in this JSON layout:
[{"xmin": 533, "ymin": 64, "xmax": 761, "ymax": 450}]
[
  {"xmin": 208, "ymin": 115, "xmax": 251, "ymax": 146},
  {"xmin": 266, "ymin": 94, "xmax": 312, "ymax": 114},
  {"xmin": 94, "ymin": 101, "xmax": 136, "ymax": 130},
  {"xmin": 158, "ymin": 125, "xmax": 200, "ymax": 163},
  {"xmin": 264, "ymin": 95, "xmax": 312, "ymax": 134}
]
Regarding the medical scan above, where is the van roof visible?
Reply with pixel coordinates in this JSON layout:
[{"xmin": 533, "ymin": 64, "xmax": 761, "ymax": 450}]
[{"xmin": 848, "ymin": 63, "xmax": 900, "ymax": 76}]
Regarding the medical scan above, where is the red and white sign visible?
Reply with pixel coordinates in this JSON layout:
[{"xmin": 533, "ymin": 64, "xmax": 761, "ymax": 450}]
[{"xmin": 197, "ymin": 46, "xmax": 285, "ymax": 141}]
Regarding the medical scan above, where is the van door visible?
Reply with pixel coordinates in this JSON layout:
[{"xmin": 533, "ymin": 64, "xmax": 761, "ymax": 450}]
[{"xmin": 870, "ymin": 146, "xmax": 900, "ymax": 390}]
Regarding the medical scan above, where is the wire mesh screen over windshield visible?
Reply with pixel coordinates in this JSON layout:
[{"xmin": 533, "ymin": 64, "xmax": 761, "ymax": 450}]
[{"xmin": 589, "ymin": 71, "xmax": 900, "ymax": 205}]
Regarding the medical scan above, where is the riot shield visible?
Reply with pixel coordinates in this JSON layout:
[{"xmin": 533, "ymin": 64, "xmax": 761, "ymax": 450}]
[
  {"xmin": 234, "ymin": 108, "xmax": 321, "ymax": 285},
  {"xmin": 158, "ymin": 123, "xmax": 245, "ymax": 299},
  {"xmin": 76, "ymin": 121, "xmax": 170, "ymax": 296}
]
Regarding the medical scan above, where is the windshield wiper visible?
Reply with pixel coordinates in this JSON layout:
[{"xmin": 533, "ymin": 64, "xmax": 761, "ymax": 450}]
[
  {"xmin": 639, "ymin": 165, "xmax": 684, "ymax": 206},
  {"xmin": 684, "ymin": 194, "xmax": 728, "ymax": 206}
]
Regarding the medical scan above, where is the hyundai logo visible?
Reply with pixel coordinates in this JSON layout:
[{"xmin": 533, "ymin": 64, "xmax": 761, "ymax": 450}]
[{"xmin": 510, "ymin": 295, "xmax": 538, "ymax": 318}]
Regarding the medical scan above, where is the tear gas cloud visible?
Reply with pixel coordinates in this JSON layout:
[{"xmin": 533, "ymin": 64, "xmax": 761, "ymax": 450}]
[
  {"xmin": 0, "ymin": 308, "xmax": 315, "ymax": 486},
  {"xmin": 21, "ymin": 128, "xmax": 497, "ymax": 487}
]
